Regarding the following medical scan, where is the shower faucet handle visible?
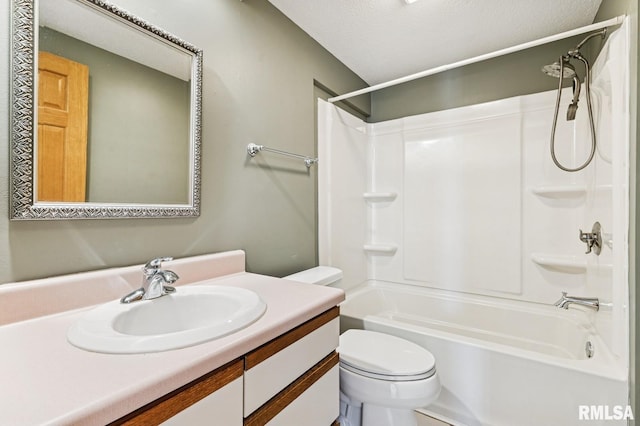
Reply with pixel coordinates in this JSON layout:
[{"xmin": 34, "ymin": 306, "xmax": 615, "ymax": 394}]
[
  {"xmin": 579, "ymin": 222, "xmax": 602, "ymax": 255},
  {"xmin": 579, "ymin": 229, "xmax": 594, "ymax": 254}
]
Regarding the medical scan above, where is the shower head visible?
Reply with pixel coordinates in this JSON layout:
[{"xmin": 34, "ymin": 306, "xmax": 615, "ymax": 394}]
[
  {"xmin": 541, "ymin": 59, "xmax": 576, "ymax": 79},
  {"xmin": 566, "ymin": 75, "xmax": 581, "ymax": 121},
  {"xmin": 543, "ymin": 29, "xmax": 605, "ymax": 79},
  {"xmin": 543, "ymin": 55, "xmax": 582, "ymax": 122},
  {"xmin": 546, "ymin": 29, "xmax": 602, "ymax": 172}
]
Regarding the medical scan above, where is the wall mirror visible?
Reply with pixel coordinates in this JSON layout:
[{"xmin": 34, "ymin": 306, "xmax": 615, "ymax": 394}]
[{"xmin": 10, "ymin": 0, "xmax": 202, "ymax": 219}]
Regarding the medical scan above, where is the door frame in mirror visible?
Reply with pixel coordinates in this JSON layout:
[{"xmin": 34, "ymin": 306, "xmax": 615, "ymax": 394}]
[{"xmin": 10, "ymin": 0, "xmax": 202, "ymax": 220}]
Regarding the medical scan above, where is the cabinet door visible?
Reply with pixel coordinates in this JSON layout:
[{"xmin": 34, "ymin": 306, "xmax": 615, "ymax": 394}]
[{"xmin": 162, "ymin": 377, "xmax": 242, "ymax": 426}]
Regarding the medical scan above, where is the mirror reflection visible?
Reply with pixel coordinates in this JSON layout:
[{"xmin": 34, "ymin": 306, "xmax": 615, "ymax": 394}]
[{"xmin": 10, "ymin": 0, "xmax": 202, "ymax": 219}]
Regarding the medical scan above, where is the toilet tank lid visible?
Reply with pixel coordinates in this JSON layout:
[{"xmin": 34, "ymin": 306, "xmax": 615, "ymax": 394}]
[
  {"xmin": 284, "ymin": 266, "xmax": 343, "ymax": 286},
  {"xmin": 339, "ymin": 329, "xmax": 435, "ymax": 377}
]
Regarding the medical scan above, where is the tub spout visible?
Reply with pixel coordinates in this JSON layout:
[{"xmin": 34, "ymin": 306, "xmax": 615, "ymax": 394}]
[{"xmin": 553, "ymin": 292, "xmax": 599, "ymax": 311}]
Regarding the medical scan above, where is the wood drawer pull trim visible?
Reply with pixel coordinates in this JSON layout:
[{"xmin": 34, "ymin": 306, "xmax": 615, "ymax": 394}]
[
  {"xmin": 245, "ymin": 306, "xmax": 339, "ymax": 370},
  {"xmin": 110, "ymin": 358, "xmax": 244, "ymax": 425},
  {"xmin": 244, "ymin": 351, "xmax": 339, "ymax": 426}
]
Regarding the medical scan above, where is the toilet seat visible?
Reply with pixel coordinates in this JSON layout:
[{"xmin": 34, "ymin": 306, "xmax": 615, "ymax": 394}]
[{"xmin": 338, "ymin": 329, "xmax": 436, "ymax": 382}]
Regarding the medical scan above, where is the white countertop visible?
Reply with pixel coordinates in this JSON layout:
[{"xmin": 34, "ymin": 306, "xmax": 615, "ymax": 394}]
[{"xmin": 0, "ymin": 251, "xmax": 344, "ymax": 425}]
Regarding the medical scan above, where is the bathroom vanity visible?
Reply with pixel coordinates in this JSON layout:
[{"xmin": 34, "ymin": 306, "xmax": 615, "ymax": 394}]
[{"xmin": 0, "ymin": 250, "xmax": 344, "ymax": 425}]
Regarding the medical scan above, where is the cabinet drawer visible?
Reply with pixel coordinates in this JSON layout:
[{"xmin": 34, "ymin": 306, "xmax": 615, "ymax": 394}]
[
  {"xmin": 244, "ymin": 307, "xmax": 339, "ymax": 416},
  {"xmin": 266, "ymin": 364, "xmax": 339, "ymax": 426},
  {"xmin": 161, "ymin": 377, "xmax": 242, "ymax": 426},
  {"xmin": 112, "ymin": 359, "xmax": 244, "ymax": 425},
  {"xmin": 245, "ymin": 352, "xmax": 339, "ymax": 426}
]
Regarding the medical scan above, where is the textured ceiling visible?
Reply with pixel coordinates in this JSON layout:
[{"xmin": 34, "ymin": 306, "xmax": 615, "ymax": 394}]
[{"xmin": 268, "ymin": 0, "xmax": 603, "ymax": 85}]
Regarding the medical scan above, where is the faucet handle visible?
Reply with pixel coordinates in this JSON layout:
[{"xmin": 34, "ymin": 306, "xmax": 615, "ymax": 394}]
[
  {"xmin": 579, "ymin": 228, "xmax": 593, "ymax": 254},
  {"xmin": 579, "ymin": 222, "xmax": 602, "ymax": 255},
  {"xmin": 143, "ymin": 256, "xmax": 173, "ymax": 274}
]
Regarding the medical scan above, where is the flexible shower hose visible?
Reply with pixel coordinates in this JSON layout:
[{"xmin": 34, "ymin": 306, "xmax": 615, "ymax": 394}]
[{"xmin": 549, "ymin": 55, "xmax": 597, "ymax": 172}]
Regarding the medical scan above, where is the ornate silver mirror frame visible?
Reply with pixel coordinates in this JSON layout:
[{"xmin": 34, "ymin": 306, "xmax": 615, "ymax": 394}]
[{"xmin": 10, "ymin": 0, "xmax": 202, "ymax": 219}]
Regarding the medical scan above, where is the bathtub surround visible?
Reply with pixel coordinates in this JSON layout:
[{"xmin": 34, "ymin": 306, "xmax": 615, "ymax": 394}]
[
  {"xmin": 593, "ymin": 0, "xmax": 639, "ymax": 420},
  {"xmin": 364, "ymin": 0, "xmax": 640, "ymax": 416},
  {"xmin": 319, "ymin": 20, "xmax": 630, "ymax": 425}
]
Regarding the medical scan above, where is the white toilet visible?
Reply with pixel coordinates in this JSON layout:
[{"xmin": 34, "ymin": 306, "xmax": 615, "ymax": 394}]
[{"xmin": 284, "ymin": 267, "xmax": 441, "ymax": 426}]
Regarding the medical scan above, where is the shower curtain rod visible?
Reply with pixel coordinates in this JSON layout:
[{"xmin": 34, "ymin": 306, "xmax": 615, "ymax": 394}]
[{"xmin": 328, "ymin": 15, "xmax": 625, "ymax": 104}]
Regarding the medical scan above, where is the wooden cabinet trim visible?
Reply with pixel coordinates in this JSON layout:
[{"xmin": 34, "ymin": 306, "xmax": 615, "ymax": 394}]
[
  {"xmin": 245, "ymin": 306, "xmax": 339, "ymax": 370},
  {"xmin": 110, "ymin": 358, "xmax": 243, "ymax": 425},
  {"xmin": 243, "ymin": 351, "xmax": 339, "ymax": 426}
]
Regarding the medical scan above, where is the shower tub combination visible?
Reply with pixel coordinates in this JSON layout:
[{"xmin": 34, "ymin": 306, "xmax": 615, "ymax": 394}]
[
  {"xmin": 340, "ymin": 281, "xmax": 628, "ymax": 426},
  {"xmin": 319, "ymin": 17, "xmax": 631, "ymax": 426}
]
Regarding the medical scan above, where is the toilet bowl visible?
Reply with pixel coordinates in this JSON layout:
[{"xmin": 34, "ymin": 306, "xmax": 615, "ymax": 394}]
[
  {"xmin": 338, "ymin": 329, "xmax": 440, "ymax": 426},
  {"xmin": 284, "ymin": 267, "xmax": 441, "ymax": 426}
]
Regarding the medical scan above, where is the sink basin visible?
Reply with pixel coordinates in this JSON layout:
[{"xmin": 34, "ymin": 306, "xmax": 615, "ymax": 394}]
[{"xmin": 67, "ymin": 285, "xmax": 266, "ymax": 354}]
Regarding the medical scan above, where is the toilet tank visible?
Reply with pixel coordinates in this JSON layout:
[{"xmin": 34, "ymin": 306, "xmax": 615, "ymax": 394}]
[{"xmin": 283, "ymin": 266, "xmax": 343, "ymax": 286}]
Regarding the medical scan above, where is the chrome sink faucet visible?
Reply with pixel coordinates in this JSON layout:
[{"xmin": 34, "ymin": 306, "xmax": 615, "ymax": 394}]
[
  {"xmin": 553, "ymin": 292, "xmax": 599, "ymax": 311},
  {"xmin": 120, "ymin": 257, "xmax": 179, "ymax": 304}
]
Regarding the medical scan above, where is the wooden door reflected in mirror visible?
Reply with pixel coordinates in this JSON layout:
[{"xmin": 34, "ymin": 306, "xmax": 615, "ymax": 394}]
[{"xmin": 37, "ymin": 51, "xmax": 88, "ymax": 202}]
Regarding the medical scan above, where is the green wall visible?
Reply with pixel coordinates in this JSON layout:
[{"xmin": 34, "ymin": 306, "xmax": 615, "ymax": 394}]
[{"xmin": 0, "ymin": 0, "xmax": 370, "ymax": 282}]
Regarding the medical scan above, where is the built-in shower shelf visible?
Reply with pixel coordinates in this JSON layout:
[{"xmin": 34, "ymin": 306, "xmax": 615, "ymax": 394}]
[
  {"xmin": 531, "ymin": 185, "xmax": 587, "ymax": 198},
  {"xmin": 531, "ymin": 253, "xmax": 587, "ymax": 274},
  {"xmin": 364, "ymin": 244, "xmax": 398, "ymax": 255},
  {"xmin": 363, "ymin": 192, "xmax": 398, "ymax": 202}
]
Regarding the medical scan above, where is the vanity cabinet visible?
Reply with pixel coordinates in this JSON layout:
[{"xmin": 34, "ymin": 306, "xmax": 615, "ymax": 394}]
[{"xmin": 111, "ymin": 307, "xmax": 340, "ymax": 426}]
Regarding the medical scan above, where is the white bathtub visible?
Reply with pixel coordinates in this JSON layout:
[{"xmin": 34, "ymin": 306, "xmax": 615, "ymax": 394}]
[{"xmin": 339, "ymin": 281, "xmax": 628, "ymax": 426}]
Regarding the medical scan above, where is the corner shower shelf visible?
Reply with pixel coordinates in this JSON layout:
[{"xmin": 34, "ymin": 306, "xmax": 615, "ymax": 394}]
[
  {"xmin": 364, "ymin": 244, "xmax": 398, "ymax": 255},
  {"xmin": 363, "ymin": 192, "xmax": 398, "ymax": 202},
  {"xmin": 531, "ymin": 185, "xmax": 587, "ymax": 198},
  {"xmin": 530, "ymin": 253, "xmax": 587, "ymax": 274}
]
